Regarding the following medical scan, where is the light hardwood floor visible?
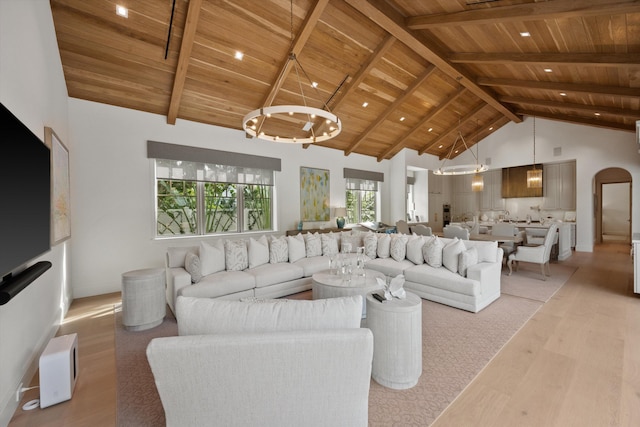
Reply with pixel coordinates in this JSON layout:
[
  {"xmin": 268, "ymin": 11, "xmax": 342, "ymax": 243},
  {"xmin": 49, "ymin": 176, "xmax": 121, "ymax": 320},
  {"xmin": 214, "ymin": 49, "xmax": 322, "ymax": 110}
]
[{"xmin": 9, "ymin": 243, "xmax": 640, "ymax": 427}]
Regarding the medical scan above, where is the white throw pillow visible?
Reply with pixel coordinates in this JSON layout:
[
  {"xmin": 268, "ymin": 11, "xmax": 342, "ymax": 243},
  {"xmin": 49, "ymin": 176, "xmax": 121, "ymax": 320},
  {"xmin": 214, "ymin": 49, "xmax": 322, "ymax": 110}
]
[
  {"xmin": 305, "ymin": 232, "xmax": 323, "ymax": 257},
  {"xmin": 377, "ymin": 234, "xmax": 391, "ymax": 259},
  {"xmin": 248, "ymin": 235, "xmax": 269, "ymax": 268},
  {"xmin": 199, "ymin": 240, "xmax": 226, "ymax": 276},
  {"xmin": 390, "ymin": 234, "xmax": 408, "ymax": 262},
  {"xmin": 288, "ymin": 233, "xmax": 306, "ymax": 263},
  {"xmin": 406, "ymin": 235, "xmax": 425, "ymax": 265},
  {"xmin": 224, "ymin": 240, "xmax": 248, "ymax": 271},
  {"xmin": 184, "ymin": 252, "xmax": 203, "ymax": 283},
  {"xmin": 269, "ymin": 235, "xmax": 288, "ymax": 263},
  {"xmin": 341, "ymin": 233, "xmax": 361, "ymax": 253},
  {"xmin": 321, "ymin": 233, "xmax": 339, "ymax": 256},
  {"xmin": 423, "ymin": 235, "xmax": 444, "ymax": 268},
  {"xmin": 442, "ymin": 238, "xmax": 466, "ymax": 273},
  {"xmin": 363, "ymin": 232, "xmax": 377, "ymax": 259},
  {"xmin": 458, "ymin": 246, "xmax": 478, "ymax": 277}
]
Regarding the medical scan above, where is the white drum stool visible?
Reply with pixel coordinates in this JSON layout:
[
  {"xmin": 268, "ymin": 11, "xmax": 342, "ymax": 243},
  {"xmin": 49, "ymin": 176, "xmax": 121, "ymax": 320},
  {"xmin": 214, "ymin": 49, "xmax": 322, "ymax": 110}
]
[
  {"xmin": 366, "ymin": 291, "xmax": 422, "ymax": 389},
  {"xmin": 121, "ymin": 268, "xmax": 166, "ymax": 331}
]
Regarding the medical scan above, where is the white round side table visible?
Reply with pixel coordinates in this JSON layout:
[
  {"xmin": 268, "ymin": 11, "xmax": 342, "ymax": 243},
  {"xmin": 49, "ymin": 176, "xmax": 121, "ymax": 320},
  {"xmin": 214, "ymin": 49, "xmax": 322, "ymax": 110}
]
[
  {"xmin": 366, "ymin": 291, "xmax": 422, "ymax": 389},
  {"xmin": 121, "ymin": 268, "xmax": 166, "ymax": 331}
]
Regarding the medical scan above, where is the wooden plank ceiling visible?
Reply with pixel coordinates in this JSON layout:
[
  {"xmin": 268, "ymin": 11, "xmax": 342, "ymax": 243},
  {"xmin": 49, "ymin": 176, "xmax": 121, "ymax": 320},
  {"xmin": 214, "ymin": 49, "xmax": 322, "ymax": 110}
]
[{"xmin": 50, "ymin": 0, "xmax": 640, "ymax": 161}]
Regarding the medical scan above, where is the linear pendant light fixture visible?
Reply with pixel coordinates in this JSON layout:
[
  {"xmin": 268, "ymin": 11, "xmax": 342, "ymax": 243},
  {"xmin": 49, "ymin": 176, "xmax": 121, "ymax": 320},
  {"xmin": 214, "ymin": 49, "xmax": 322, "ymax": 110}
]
[
  {"xmin": 242, "ymin": 1, "xmax": 341, "ymax": 144},
  {"xmin": 527, "ymin": 116, "xmax": 542, "ymax": 188}
]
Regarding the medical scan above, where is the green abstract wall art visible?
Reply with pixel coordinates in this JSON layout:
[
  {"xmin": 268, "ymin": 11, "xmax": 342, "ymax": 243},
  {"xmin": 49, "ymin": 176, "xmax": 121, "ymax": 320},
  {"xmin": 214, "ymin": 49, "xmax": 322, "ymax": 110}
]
[{"xmin": 300, "ymin": 166, "xmax": 330, "ymax": 221}]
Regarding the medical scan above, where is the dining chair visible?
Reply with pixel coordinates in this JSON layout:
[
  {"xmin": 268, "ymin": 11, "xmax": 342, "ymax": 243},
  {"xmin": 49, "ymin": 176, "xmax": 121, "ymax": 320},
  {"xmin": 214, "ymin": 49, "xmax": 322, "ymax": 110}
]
[
  {"xmin": 412, "ymin": 224, "xmax": 432, "ymax": 236},
  {"xmin": 395, "ymin": 220, "xmax": 410, "ymax": 235},
  {"xmin": 443, "ymin": 225, "xmax": 470, "ymax": 240},
  {"xmin": 490, "ymin": 223, "xmax": 517, "ymax": 258},
  {"xmin": 507, "ymin": 223, "xmax": 559, "ymax": 280}
]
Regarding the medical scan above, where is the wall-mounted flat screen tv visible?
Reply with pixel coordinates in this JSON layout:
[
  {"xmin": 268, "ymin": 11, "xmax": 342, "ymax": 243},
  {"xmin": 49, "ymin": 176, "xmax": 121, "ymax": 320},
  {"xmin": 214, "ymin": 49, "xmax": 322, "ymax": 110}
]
[{"xmin": 0, "ymin": 103, "xmax": 51, "ymax": 279}]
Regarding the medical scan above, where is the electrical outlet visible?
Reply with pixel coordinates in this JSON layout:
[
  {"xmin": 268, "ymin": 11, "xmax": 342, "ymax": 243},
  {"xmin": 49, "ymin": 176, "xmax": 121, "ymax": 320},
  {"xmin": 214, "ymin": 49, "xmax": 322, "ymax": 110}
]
[{"xmin": 15, "ymin": 382, "xmax": 23, "ymax": 402}]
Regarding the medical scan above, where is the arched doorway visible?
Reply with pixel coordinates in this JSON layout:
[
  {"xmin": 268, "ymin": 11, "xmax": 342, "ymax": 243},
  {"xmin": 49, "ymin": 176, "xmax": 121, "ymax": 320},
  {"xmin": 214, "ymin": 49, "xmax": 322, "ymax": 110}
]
[{"xmin": 594, "ymin": 168, "xmax": 632, "ymax": 244}]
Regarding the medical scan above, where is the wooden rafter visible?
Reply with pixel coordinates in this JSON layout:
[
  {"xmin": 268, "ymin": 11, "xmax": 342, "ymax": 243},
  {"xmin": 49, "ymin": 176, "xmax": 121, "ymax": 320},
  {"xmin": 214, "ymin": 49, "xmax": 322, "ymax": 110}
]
[
  {"xmin": 478, "ymin": 77, "xmax": 640, "ymax": 99},
  {"xmin": 344, "ymin": 0, "xmax": 521, "ymax": 124},
  {"xmin": 516, "ymin": 109, "xmax": 635, "ymax": 132},
  {"xmin": 419, "ymin": 103, "xmax": 488, "ymax": 155},
  {"xmin": 449, "ymin": 52, "xmax": 640, "ymax": 67},
  {"xmin": 407, "ymin": 0, "xmax": 640, "ymax": 29},
  {"xmin": 167, "ymin": 0, "xmax": 203, "ymax": 125},
  {"xmin": 344, "ymin": 64, "xmax": 436, "ymax": 155},
  {"xmin": 377, "ymin": 87, "xmax": 467, "ymax": 161},
  {"xmin": 500, "ymin": 96, "xmax": 640, "ymax": 120}
]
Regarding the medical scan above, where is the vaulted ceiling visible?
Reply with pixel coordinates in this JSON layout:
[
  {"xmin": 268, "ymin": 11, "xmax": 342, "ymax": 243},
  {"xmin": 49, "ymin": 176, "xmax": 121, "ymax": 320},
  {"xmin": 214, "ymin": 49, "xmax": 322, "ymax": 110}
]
[{"xmin": 50, "ymin": 0, "xmax": 640, "ymax": 161}]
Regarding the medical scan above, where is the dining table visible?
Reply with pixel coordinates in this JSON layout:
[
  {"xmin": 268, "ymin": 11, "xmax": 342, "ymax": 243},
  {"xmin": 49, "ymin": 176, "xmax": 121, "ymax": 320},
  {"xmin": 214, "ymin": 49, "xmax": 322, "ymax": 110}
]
[{"xmin": 434, "ymin": 231, "xmax": 524, "ymax": 244}]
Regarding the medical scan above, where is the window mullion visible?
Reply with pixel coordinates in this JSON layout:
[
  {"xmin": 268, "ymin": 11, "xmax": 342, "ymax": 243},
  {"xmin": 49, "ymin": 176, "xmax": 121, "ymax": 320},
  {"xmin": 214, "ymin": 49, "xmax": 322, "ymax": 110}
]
[
  {"xmin": 237, "ymin": 184, "xmax": 245, "ymax": 232},
  {"xmin": 197, "ymin": 182, "xmax": 205, "ymax": 234}
]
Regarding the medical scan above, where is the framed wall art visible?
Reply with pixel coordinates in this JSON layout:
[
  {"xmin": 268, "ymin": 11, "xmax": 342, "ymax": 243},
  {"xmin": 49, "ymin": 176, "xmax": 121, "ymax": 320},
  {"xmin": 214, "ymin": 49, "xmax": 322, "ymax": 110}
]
[
  {"xmin": 45, "ymin": 127, "xmax": 71, "ymax": 245},
  {"xmin": 300, "ymin": 166, "xmax": 330, "ymax": 222}
]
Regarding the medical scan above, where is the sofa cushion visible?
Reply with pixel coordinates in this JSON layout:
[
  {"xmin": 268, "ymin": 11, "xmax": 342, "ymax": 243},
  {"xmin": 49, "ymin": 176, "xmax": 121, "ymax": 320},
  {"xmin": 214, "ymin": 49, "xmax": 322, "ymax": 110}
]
[
  {"xmin": 390, "ymin": 234, "xmax": 408, "ymax": 262},
  {"xmin": 377, "ymin": 234, "xmax": 391, "ymax": 258},
  {"xmin": 458, "ymin": 247, "xmax": 478, "ymax": 277},
  {"xmin": 288, "ymin": 233, "xmax": 306, "ymax": 262},
  {"xmin": 200, "ymin": 240, "xmax": 226, "ymax": 276},
  {"xmin": 249, "ymin": 262, "xmax": 304, "ymax": 288},
  {"xmin": 305, "ymin": 232, "xmax": 323, "ymax": 257},
  {"xmin": 365, "ymin": 257, "xmax": 415, "ymax": 277},
  {"xmin": 293, "ymin": 255, "xmax": 330, "ymax": 277},
  {"xmin": 179, "ymin": 270, "xmax": 255, "ymax": 299},
  {"xmin": 423, "ymin": 236, "xmax": 444, "ymax": 268},
  {"xmin": 341, "ymin": 233, "xmax": 361, "ymax": 253},
  {"xmin": 363, "ymin": 232, "xmax": 377, "ymax": 259},
  {"xmin": 321, "ymin": 233, "xmax": 339, "ymax": 256},
  {"xmin": 248, "ymin": 235, "xmax": 269, "ymax": 268},
  {"xmin": 404, "ymin": 264, "xmax": 480, "ymax": 296},
  {"xmin": 269, "ymin": 235, "xmax": 289, "ymax": 263},
  {"xmin": 185, "ymin": 252, "xmax": 203, "ymax": 283},
  {"xmin": 406, "ymin": 235, "xmax": 424, "ymax": 265},
  {"xmin": 443, "ymin": 238, "xmax": 465, "ymax": 273},
  {"xmin": 225, "ymin": 240, "xmax": 248, "ymax": 271},
  {"xmin": 176, "ymin": 295, "xmax": 364, "ymax": 336}
]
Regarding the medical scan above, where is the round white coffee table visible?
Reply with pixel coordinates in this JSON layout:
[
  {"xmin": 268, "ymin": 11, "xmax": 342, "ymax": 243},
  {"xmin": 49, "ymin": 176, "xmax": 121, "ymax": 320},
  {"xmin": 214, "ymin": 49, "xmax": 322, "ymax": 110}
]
[
  {"xmin": 366, "ymin": 291, "xmax": 422, "ymax": 389},
  {"xmin": 312, "ymin": 269, "xmax": 385, "ymax": 318}
]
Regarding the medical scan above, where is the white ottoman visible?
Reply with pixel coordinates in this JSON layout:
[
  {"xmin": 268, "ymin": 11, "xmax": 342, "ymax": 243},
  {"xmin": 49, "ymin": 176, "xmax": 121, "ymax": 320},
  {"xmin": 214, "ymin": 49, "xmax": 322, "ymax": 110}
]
[
  {"xmin": 366, "ymin": 291, "xmax": 422, "ymax": 389},
  {"xmin": 121, "ymin": 268, "xmax": 166, "ymax": 331}
]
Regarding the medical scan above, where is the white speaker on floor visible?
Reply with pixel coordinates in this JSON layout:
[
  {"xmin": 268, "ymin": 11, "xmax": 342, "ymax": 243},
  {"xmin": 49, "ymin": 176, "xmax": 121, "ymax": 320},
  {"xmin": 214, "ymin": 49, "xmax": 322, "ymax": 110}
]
[{"xmin": 39, "ymin": 333, "xmax": 78, "ymax": 408}]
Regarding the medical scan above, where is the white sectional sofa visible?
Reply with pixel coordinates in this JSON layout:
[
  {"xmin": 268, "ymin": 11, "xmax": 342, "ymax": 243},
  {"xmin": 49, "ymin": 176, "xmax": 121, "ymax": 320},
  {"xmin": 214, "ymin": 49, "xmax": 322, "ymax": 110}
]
[
  {"xmin": 165, "ymin": 230, "xmax": 503, "ymax": 314},
  {"xmin": 147, "ymin": 295, "xmax": 373, "ymax": 427}
]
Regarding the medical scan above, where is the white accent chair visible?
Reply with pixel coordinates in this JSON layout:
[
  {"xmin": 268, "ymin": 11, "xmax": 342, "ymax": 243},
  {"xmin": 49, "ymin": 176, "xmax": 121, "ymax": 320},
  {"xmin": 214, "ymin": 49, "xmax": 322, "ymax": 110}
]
[
  {"xmin": 395, "ymin": 220, "xmax": 410, "ymax": 235},
  {"xmin": 490, "ymin": 222, "xmax": 518, "ymax": 258},
  {"xmin": 507, "ymin": 223, "xmax": 559, "ymax": 280},
  {"xmin": 443, "ymin": 224, "xmax": 470, "ymax": 240},
  {"xmin": 412, "ymin": 224, "xmax": 432, "ymax": 236}
]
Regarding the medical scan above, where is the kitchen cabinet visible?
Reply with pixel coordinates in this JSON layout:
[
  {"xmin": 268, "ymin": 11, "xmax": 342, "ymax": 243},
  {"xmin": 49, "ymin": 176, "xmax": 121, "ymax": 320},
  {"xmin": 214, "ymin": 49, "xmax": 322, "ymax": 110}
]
[
  {"xmin": 428, "ymin": 172, "xmax": 443, "ymax": 194},
  {"xmin": 479, "ymin": 169, "xmax": 505, "ymax": 211},
  {"xmin": 502, "ymin": 164, "xmax": 543, "ymax": 198},
  {"xmin": 452, "ymin": 175, "xmax": 478, "ymax": 220},
  {"xmin": 543, "ymin": 161, "xmax": 576, "ymax": 210}
]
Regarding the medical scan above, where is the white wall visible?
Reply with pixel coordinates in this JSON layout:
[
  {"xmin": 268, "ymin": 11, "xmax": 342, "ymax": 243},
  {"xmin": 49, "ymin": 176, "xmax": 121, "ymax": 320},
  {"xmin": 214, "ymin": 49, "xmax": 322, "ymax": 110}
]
[
  {"xmin": 0, "ymin": 1, "xmax": 71, "ymax": 425},
  {"xmin": 67, "ymin": 99, "xmax": 389, "ymax": 297},
  {"xmin": 469, "ymin": 117, "xmax": 638, "ymax": 251}
]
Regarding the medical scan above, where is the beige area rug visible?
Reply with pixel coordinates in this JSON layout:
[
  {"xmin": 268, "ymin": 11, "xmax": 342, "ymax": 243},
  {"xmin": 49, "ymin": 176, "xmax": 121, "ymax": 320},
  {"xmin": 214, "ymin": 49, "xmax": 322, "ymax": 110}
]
[
  {"xmin": 115, "ymin": 267, "xmax": 572, "ymax": 426},
  {"xmin": 501, "ymin": 262, "xmax": 577, "ymax": 302}
]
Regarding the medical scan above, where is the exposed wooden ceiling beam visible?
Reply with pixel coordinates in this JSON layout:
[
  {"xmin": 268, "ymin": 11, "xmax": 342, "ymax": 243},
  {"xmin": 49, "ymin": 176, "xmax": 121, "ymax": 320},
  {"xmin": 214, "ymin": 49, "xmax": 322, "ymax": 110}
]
[
  {"xmin": 517, "ymin": 110, "xmax": 635, "ymax": 132},
  {"xmin": 478, "ymin": 77, "xmax": 640, "ymax": 98},
  {"xmin": 259, "ymin": 0, "xmax": 330, "ymax": 108},
  {"xmin": 345, "ymin": 64, "xmax": 436, "ymax": 155},
  {"xmin": 377, "ymin": 87, "xmax": 467, "ymax": 161},
  {"xmin": 344, "ymin": 0, "xmax": 521, "ymax": 124},
  {"xmin": 419, "ymin": 102, "xmax": 488, "ymax": 155},
  {"xmin": 449, "ymin": 52, "xmax": 640, "ymax": 67},
  {"xmin": 500, "ymin": 96, "xmax": 640, "ymax": 119},
  {"xmin": 167, "ymin": 0, "xmax": 203, "ymax": 125},
  {"xmin": 406, "ymin": 0, "xmax": 640, "ymax": 29}
]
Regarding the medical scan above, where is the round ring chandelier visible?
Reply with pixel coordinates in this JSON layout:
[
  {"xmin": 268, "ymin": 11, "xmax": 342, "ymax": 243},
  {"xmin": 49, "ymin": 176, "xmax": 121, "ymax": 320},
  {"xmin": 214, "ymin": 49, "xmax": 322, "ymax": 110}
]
[
  {"xmin": 433, "ymin": 128, "xmax": 488, "ymax": 175},
  {"xmin": 242, "ymin": 105, "xmax": 342, "ymax": 144}
]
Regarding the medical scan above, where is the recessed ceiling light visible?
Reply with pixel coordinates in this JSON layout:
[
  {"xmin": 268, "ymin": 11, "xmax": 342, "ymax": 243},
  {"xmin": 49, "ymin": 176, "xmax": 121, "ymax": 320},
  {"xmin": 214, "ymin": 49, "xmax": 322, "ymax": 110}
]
[
  {"xmin": 438, "ymin": 144, "xmax": 443, "ymax": 148},
  {"xmin": 454, "ymin": 149, "xmax": 459, "ymax": 153},
  {"xmin": 544, "ymin": 68, "xmax": 553, "ymax": 73},
  {"xmin": 400, "ymin": 116, "xmax": 405, "ymax": 122},
  {"xmin": 116, "ymin": 5, "xmax": 128, "ymax": 18},
  {"xmin": 362, "ymin": 102, "xmax": 368, "ymax": 108},
  {"xmin": 428, "ymin": 127, "xmax": 433, "ymax": 132},
  {"xmin": 594, "ymin": 112, "xmax": 601, "ymax": 116},
  {"xmin": 311, "ymin": 82, "xmax": 318, "ymax": 88},
  {"xmin": 234, "ymin": 51, "xmax": 244, "ymax": 60},
  {"xmin": 489, "ymin": 126, "xmax": 494, "ymax": 130},
  {"xmin": 520, "ymin": 31, "xmax": 530, "ymax": 37}
]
